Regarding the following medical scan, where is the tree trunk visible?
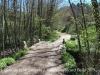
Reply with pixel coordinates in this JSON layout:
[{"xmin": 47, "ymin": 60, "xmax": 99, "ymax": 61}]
[
  {"xmin": 68, "ymin": 0, "xmax": 82, "ymax": 68},
  {"xmin": 14, "ymin": 0, "xmax": 17, "ymax": 49},
  {"xmin": 2, "ymin": 0, "xmax": 5, "ymax": 58},
  {"xmin": 80, "ymin": 0, "xmax": 90, "ymax": 68},
  {"xmin": 91, "ymin": 0, "xmax": 100, "ymax": 69}
]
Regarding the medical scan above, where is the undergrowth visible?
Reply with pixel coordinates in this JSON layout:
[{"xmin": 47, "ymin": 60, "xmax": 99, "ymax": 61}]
[
  {"xmin": 66, "ymin": 39, "xmax": 87, "ymax": 52},
  {"xmin": 0, "ymin": 57, "xmax": 15, "ymax": 70},
  {"xmin": 66, "ymin": 40, "xmax": 78, "ymax": 51},
  {"xmin": 61, "ymin": 50, "xmax": 85, "ymax": 75},
  {"xmin": 12, "ymin": 49, "xmax": 28, "ymax": 60},
  {"xmin": 45, "ymin": 31, "xmax": 61, "ymax": 42},
  {"xmin": 61, "ymin": 50, "xmax": 76, "ymax": 69},
  {"xmin": 0, "ymin": 48, "xmax": 29, "ymax": 70}
]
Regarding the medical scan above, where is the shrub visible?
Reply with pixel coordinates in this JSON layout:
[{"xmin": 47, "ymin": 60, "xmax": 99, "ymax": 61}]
[
  {"xmin": 0, "ymin": 57, "xmax": 15, "ymax": 70},
  {"xmin": 19, "ymin": 50, "xmax": 27, "ymax": 56},
  {"xmin": 0, "ymin": 60, "xmax": 7, "ymax": 70},
  {"xmin": 61, "ymin": 50, "xmax": 76, "ymax": 69},
  {"xmin": 1, "ymin": 57, "xmax": 15, "ymax": 65},
  {"xmin": 12, "ymin": 52, "xmax": 21, "ymax": 60},
  {"xmin": 66, "ymin": 40, "xmax": 78, "ymax": 51},
  {"xmin": 0, "ymin": 49, "xmax": 28, "ymax": 70},
  {"xmin": 12, "ymin": 49, "xmax": 28, "ymax": 60},
  {"xmin": 45, "ymin": 31, "xmax": 61, "ymax": 42},
  {"xmin": 6, "ymin": 57, "xmax": 15, "ymax": 65}
]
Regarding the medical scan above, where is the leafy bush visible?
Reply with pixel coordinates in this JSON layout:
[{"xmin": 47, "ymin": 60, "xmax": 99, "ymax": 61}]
[
  {"xmin": 61, "ymin": 26, "xmax": 67, "ymax": 32},
  {"xmin": 45, "ymin": 31, "xmax": 61, "ymax": 42},
  {"xmin": 0, "ymin": 57, "xmax": 15, "ymax": 70},
  {"xmin": 61, "ymin": 50, "xmax": 85, "ymax": 75},
  {"xmin": 66, "ymin": 40, "xmax": 78, "ymax": 51},
  {"xmin": 61, "ymin": 50, "xmax": 76, "ymax": 69},
  {"xmin": 19, "ymin": 50, "xmax": 27, "ymax": 56},
  {"xmin": 67, "ymin": 25, "xmax": 76, "ymax": 34},
  {"xmin": 0, "ymin": 60, "xmax": 7, "ymax": 70},
  {"xmin": 12, "ymin": 49, "xmax": 28, "ymax": 60},
  {"xmin": 0, "ymin": 48, "xmax": 28, "ymax": 70},
  {"xmin": 59, "ymin": 26, "xmax": 65, "ymax": 32},
  {"xmin": 42, "ymin": 24, "xmax": 51, "ymax": 39},
  {"xmin": 1, "ymin": 57, "xmax": 15, "ymax": 65},
  {"xmin": 80, "ymin": 25, "xmax": 97, "ymax": 52},
  {"xmin": 12, "ymin": 52, "xmax": 21, "ymax": 60}
]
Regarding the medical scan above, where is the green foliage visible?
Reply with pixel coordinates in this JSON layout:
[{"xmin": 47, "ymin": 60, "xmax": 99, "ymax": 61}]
[
  {"xmin": 19, "ymin": 50, "xmax": 27, "ymax": 56},
  {"xmin": 61, "ymin": 26, "xmax": 67, "ymax": 32},
  {"xmin": 87, "ymin": 25, "xmax": 97, "ymax": 41},
  {"xmin": 0, "ymin": 57, "xmax": 15, "ymax": 70},
  {"xmin": 67, "ymin": 25, "xmax": 76, "ymax": 34},
  {"xmin": 80, "ymin": 25, "xmax": 97, "ymax": 52},
  {"xmin": 61, "ymin": 50, "xmax": 76, "ymax": 69},
  {"xmin": 52, "ymin": 11, "xmax": 66, "ymax": 30},
  {"xmin": 61, "ymin": 50, "xmax": 85, "ymax": 75},
  {"xmin": 12, "ymin": 53, "xmax": 21, "ymax": 60},
  {"xmin": 1, "ymin": 57, "xmax": 15, "ymax": 65},
  {"xmin": 42, "ymin": 24, "xmax": 51, "ymax": 39},
  {"xmin": 12, "ymin": 49, "xmax": 28, "ymax": 60},
  {"xmin": 0, "ymin": 60, "xmax": 7, "ymax": 70},
  {"xmin": 45, "ymin": 31, "xmax": 61, "ymax": 42},
  {"xmin": 80, "ymin": 25, "xmax": 97, "ymax": 41},
  {"xmin": 58, "ymin": 26, "xmax": 65, "ymax": 32},
  {"xmin": 66, "ymin": 40, "xmax": 78, "ymax": 51},
  {"xmin": 0, "ymin": 48, "xmax": 28, "ymax": 70}
]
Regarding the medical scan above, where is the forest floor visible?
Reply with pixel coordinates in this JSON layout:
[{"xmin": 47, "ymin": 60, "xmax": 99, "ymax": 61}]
[{"xmin": 0, "ymin": 32, "xmax": 71, "ymax": 75}]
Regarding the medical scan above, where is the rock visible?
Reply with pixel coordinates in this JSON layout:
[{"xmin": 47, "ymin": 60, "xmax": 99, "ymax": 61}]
[
  {"xmin": 23, "ymin": 41, "xmax": 28, "ymax": 49},
  {"xmin": 34, "ymin": 38, "xmax": 40, "ymax": 44}
]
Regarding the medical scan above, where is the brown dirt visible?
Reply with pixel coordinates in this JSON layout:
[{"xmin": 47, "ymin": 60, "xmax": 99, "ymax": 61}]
[{"xmin": 0, "ymin": 32, "xmax": 71, "ymax": 75}]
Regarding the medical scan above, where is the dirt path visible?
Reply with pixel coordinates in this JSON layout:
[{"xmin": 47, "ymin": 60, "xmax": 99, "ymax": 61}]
[{"xmin": 0, "ymin": 32, "xmax": 71, "ymax": 75}]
